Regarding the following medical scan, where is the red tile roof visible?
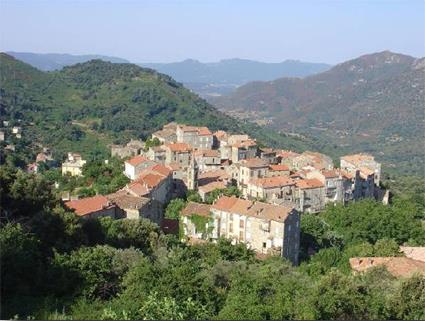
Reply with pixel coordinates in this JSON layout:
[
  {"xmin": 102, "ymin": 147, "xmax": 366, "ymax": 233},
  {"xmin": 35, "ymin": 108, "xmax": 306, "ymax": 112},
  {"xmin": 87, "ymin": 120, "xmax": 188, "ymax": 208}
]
[
  {"xmin": 211, "ymin": 195, "xmax": 238, "ymax": 212},
  {"xmin": 400, "ymin": 247, "xmax": 425, "ymax": 263},
  {"xmin": 126, "ymin": 155, "xmax": 149, "ymax": 167},
  {"xmin": 127, "ymin": 182, "xmax": 150, "ymax": 197},
  {"xmin": 232, "ymin": 139, "xmax": 257, "ymax": 148},
  {"xmin": 296, "ymin": 178, "xmax": 324, "ymax": 189},
  {"xmin": 211, "ymin": 196, "xmax": 294, "ymax": 222},
  {"xmin": 164, "ymin": 143, "xmax": 192, "ymax": 152},
  {"xmin": 250, "ymin": 176, "xmax": 295, "ymax": 188},
  {"xmin": 181, "ymin": 202, "xmax": 211, "ymax": 217},
  {"xmin": 321, "ymin": 169, "xmax": 339, "ymax": 178},
  {"xmin": 349, "ymin": 257, "xmax": 425, "ymax": 277},
  {"xmin": 269, "ymin": 164, "xmax": 290, "ymax": 171},
  {"xmin": 241, "ymin": 158, "xmax": 269, "ymax": 168},
  {"xmin": 277, "ymin": 150, "xmax": 300, "ymax": 159},
  {"xmin": 194, "ymin": 149, "xmax": 220, "ymax": 157},
  {"xmin": 214, "ymin": 130, "xmax": 227, "ymax": 139},
  {"xmin": 65, "ymin": 195, "xmax": 112, "ymax": 216},
  {"xmin": 198, "ymin": 181, "xmax": 227, "ymax": 194}
]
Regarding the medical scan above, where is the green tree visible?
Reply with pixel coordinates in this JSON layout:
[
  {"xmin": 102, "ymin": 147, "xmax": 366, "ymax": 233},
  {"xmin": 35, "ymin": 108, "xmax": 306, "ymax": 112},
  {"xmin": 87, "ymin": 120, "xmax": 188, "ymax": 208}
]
[{"xmin": 165, "ymin": 198, "xmax": 186, "ymax": 219}]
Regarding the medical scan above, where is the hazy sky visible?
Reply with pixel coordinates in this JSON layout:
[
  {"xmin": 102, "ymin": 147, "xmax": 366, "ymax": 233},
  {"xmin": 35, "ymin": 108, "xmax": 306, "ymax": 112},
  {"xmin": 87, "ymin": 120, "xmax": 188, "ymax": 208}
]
[{"xmin": 0, "ymin": 0, "xmax": 424, "ymax": 64}]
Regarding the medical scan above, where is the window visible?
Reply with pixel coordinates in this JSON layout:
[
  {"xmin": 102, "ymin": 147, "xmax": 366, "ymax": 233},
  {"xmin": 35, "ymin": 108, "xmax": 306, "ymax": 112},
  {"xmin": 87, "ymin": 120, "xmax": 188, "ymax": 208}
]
[
  {"xmin": 229, "ymin": 223, "xmax": 233, "ymax": 233},
  {"xmin": 239, "ymin": 219, "xmax": 244, "ymax": 228},
  {"xmin": 263, "ymin": 242, "xmax": 267, "ymax": 248},
  {"xmin": 239, "ymin": 231, "xmax": 244, "ymax": 240}
]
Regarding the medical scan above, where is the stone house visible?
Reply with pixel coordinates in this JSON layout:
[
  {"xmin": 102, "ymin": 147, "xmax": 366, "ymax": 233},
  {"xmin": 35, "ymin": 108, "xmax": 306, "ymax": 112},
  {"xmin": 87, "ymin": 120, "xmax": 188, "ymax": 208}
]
[
  {"xmin": 61, "ymin": 152, "xmax": 87, "ymax": 176},
  {"xmin": 259, "ymin": 147, "xmax": 278, "ymax": 164},
  {"xmin": 124, "ymin": 155, "xmax": 157, "ymax": 180},
  {"xmin": 340, "ymin": 153, "xmax": 382, "ymax": 186},
  {"xmin": 181, "ymin": 202, "xmax": 214, "ymax": 239},
  {"xmin": 238, "ymin": 158, "xmax": 269, "ymax": 195},
  {"xmin": 163, "ymin": 143, "xmax": 193, "ymax": 168},
  {"xmin": 111, "ymin": 139, "xmax": 145, "ymax": 158},
  {"xmin": 125, "ymin": 164, "xmax": 173, "ymax": 206},
  {"xmin": 293, "ymin": 151, "xmax": 334, "ymax": 171},
  {"xmin": 176, "ymin": 125, "xmax": 213, "ymax": 150},
  {"xmin": 231, "ymin": 139, "xmax": 258, "ymax": 163},
  {"xmin": 267, "ymin": 164, "xmax": 290, "ymax": 177},
  {"xmin": 197, "ymin": 169, "xmax": 231, "ymax": 201},
  {"xmin": 277, "ymin": 150, "xmax": 301, "ymax": 169},
  {"xmin": 247, "ymin": 176, "xmax": 296, "ymax": 202},
  {"xmin": 225, "ymin": 162, "xmax": 240, "ymax": 185},
  {"xmin": 146, "ymin": 145, "xmax": 166, "ymax": 163},
  {"xmin": 193, "ymin": 149, "xmax": 221, "ymax": 172},
  {"xmin": 106, "ymin": 190, "xmax": 163, "ymax": 224},
  {"xmin": 306, "ymin": 169, "xmax": 348, "ymax": 204},
  {"xmin": 295, "ymin": 178, "xmax": 326, "ymax": 213},
  {"xmin": 210, "ymin": 196, "xmax": 301, "ymax": 265},
  {"xmin": 213, "ymin": 130, "xmax": 228, "ymax": 148},
  {"xmin": 65, "ymin": 195, "xmax": 118, "ymax": 219},
  {"xmin": 152, "ymin": 122, "xmax": 178, "ymax": 143}
]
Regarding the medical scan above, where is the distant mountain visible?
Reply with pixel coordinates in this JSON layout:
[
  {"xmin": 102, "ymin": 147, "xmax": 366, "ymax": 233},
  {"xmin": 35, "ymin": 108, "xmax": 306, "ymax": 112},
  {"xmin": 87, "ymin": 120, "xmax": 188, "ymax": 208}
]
[
  {"xmin": 6, "ymin": 51, "xmax": 130, "ymax": 71},
  {"xmin": 140, "ymin": 58, "xmax": 331, "ymax": 97},
  {"xmin": 213, "ymin": 51, "xmax": 425, "ymax": 176},
  {"xmin": 0, "ymin": 53, "xmax": 317, "ymax": 162}
]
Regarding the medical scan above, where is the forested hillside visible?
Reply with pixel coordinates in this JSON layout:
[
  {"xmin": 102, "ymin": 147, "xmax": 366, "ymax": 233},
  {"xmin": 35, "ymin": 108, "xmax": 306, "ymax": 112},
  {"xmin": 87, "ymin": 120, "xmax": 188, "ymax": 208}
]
[
  {"xmin": 213, "ymin": 51, "xmax": 425, "ymax": 176},
  {"xmin": 0, "ymin": 53, "xmax": 324, "ymax": 164}
]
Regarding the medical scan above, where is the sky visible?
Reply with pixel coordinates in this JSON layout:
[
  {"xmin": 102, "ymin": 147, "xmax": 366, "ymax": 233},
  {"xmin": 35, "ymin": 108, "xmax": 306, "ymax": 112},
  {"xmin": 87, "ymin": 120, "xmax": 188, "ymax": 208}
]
[{"xmin": 0, "ymin": 0, "xmax": 424, "ymax": 64}]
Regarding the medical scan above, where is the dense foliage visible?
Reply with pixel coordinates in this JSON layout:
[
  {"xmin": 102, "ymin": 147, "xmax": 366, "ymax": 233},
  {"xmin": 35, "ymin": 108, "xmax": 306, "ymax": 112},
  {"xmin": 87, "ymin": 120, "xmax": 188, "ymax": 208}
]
[{"xmin": 1, "ymin": 165, "xmax": 424, "ymax": 320}]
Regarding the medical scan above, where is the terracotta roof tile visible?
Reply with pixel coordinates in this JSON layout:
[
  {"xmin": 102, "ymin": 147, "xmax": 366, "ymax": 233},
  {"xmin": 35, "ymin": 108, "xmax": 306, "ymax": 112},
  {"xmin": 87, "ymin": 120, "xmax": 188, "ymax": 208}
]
[
  {"xmin": 65, "ymin": 195, "xmax": 112, "ymax": 216},
  {"xmin": 296, "ymin": 178, "xmax": 324, "ymax": 189},
  {"xmin": 269, "ymin": 164, "xmax": 290, "ymax": 171},
  {"xmin": 198, "ymin": 181, "xmax": 227, "ymax": 194},
  {"xmin": 181, "ymin": 202, "xmax": 211, "ymax": 218},
  {"xmin": 322, "ymin": 169, "xmax": 339, "ymax": 178},
  {"xmin": 194, "ymin": 149, "xmax": 220, "ymax": 157},
  {"xmin": 106, "ymin": 190, "xmax": 150, "ymax": 209},
  {"xmin": 126, "ymin": 155, "xmax": 149, "ymax": 166},
  {"xmin": 232, "ymin": 139, "xmax": 257, "ymax": 148},
  {"xmin": 250, "ymin": 176, "xmax": 295, "ymax": 188},
  {"xmin": 127, "ymin": 182, "xmax": 150, "ymax": 197},
  {"xmin": 211, "ymin": 195, "xmax": 238, "ymax": 212},
  {"xmin": 277, "ymin": 150, "xmax": 300, "ymax": 159},
  {"xmin": 164, "ymin": 143, "xmax": 192, "ymax": 152},
  {"xmin": 211, "ymin": 196, "xmax": 295, "ymax": 222},
  {"xmin": 247, "ymin": 202, "xmax": 294, "ymax": 222},
  {"xmin": 349, "ymin": 257, "xmax": 425, "ymax": 277},
  {"xmin": 400, "ymin": 247, "xmax": 425, "ymax": 262},
  {"xmin": 241, "ymin": 158, "xmax": 269, "ymax": 168}
]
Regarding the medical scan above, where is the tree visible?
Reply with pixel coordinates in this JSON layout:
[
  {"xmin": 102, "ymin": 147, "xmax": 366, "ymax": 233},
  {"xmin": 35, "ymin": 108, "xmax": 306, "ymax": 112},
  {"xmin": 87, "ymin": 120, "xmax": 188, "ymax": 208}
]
[{"xmin": 165, "ymin": 198, "xmax": 186, "ymax": 219}]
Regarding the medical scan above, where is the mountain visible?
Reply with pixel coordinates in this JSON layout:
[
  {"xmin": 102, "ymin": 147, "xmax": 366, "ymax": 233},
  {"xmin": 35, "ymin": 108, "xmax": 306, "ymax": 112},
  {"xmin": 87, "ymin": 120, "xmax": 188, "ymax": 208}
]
[
  {"xmin": 212, "ymin": 51, "xmax": 425, "ymax": 176},
  {"xmin": 6, "ymin": 51, "xmax": 130, "ymax": 71},
  {"xmin": 0, "ymin": 53, "xmax": 320, "ymax": 162},
  {"xmin": 140, "ymin": 58, "xmax": 331, "ymax": 97}
]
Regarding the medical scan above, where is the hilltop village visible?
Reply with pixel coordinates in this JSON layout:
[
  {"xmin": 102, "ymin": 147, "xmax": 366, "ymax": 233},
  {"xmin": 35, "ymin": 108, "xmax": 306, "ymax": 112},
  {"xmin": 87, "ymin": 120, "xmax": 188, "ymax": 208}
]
[{"xmin": 60, "ymin": 122, "xmax": 389, "ymax": 265}]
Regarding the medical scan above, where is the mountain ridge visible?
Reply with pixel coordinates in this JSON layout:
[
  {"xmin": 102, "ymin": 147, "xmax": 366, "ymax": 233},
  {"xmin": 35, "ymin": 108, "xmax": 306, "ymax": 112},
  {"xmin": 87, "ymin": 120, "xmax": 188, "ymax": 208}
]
[{"xmin": 212, "ymin": 51, "xmax": 425, "ymax": 176}]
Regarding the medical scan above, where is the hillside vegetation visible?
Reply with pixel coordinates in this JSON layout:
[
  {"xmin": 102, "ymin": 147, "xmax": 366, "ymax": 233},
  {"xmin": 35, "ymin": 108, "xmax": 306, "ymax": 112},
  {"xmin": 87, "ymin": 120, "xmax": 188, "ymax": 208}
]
[
  {"xmin": 213, "ymin": 51, "xmax": 425, "ymax": 176},
  {"xmin": 1, "ymin": 166, "xmax": 424, "ymax": 320},
  {"xmin": 0, "ymin": 53, "xmax": 320, "ymax": 163}
]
